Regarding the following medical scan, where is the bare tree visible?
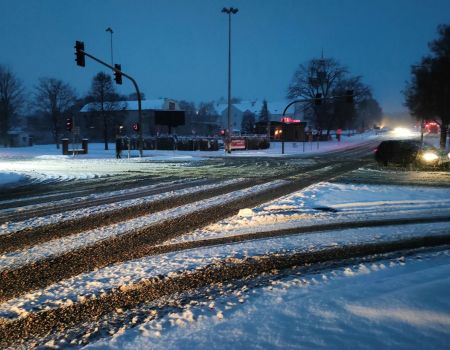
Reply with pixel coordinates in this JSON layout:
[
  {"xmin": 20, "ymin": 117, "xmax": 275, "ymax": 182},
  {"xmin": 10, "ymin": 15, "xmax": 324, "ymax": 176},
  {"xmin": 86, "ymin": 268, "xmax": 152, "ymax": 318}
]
[
  {"xmin": 287, "ymin": 58, "xmax": 347, "ymax": 130},
  {"xmin": 87, "ymin": 72, "xmax": 124, "ymax": 150},
  {"xmin": 287, "ymin": 57, "xmax": 375, "ymax": 131},
  {"xmin": 34, "ymin": 78, "xmax": 77, "ymax": 148},
  {"xmin": 357, "ymin": 97, "xmax": 382, "ymax": 131},
  {"xmin": 287, "ymin": 57, "xmax": 347, "ymax": 101},
  {"xmin": 332, "ymin": 77, "xmax": 372, "ymax": 130},
  {"xmin": 0, "ymin": 65, "xmax": 25, "ymax": 146}
]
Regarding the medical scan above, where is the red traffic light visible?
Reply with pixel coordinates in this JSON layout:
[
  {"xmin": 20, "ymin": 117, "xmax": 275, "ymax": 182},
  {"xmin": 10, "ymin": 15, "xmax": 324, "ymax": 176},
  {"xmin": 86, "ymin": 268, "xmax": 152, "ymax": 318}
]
[
  {"xmin": 66, "ymin": 117, "xmax": 73, "ymax": 131},
  {"xmin": 132, "ymin": 122, "xmax": 140, "ymax": 132},
  {"xmin": 75, "ymin": 41, "xmax": 85, "ymax": 67}
]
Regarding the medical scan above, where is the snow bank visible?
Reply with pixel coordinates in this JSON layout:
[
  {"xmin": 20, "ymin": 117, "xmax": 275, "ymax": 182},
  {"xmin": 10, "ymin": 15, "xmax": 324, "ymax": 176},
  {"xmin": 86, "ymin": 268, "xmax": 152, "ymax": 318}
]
[
  {"xmin": 83, "ymin": 249, "xmax": 450, "ymax": 349},
  {"xmin": 169, "ymin": 182, "xmax": 450, "ymax": 244}
]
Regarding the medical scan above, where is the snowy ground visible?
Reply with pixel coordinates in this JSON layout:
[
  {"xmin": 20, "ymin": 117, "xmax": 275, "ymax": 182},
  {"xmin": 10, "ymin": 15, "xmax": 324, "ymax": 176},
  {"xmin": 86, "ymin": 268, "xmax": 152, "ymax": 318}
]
[
  {"xmin": 1, "ymin": 130, "xmax": 449, "ymax": 348},
  {"xmin": 0, "ymin": 132, "xmax": 378, "ymax": 186},
  {"xmin": 84, "ymin": 248, "xmax": 450, "ymax": 350},
  {"xmin": 1, "ymin": 130, "xmax": 445, "ymax": 188},
  {"xmin": 1, "ymin": 180, "xmax": 449, "ymax": 321},
  {"xmin": 168, "ymin": 181, "xmax": 450, "ymax": 244}
]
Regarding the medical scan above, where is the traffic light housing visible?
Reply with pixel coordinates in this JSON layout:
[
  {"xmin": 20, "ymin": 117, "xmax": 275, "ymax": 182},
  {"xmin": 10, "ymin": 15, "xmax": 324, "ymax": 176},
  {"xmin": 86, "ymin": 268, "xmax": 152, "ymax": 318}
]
[
  {"xmin": 65, "ymin": 117, "xmax": 73, "ymax": 131},
  {"xmin": 75, "ymin": 41, "xmax": 85, "ymax": 67},
  {"xmin": 314, "ymin": 93, "xmax": 322, "ymax": 106},
  {"xmin": 132, "ymin": 122, "xmax": 140, "ymax": 132},
  {"xmin": 345, "ymin": 90, "xmax": 354, "ymax": 103},
  {"xmin": 114, "ymin": 64, "xmax": 122, "ymax": 85}
]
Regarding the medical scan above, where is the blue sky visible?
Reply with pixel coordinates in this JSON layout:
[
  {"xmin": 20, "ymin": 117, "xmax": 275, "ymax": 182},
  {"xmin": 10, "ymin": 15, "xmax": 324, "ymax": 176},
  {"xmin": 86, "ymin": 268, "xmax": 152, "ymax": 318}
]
[{"xmin": 1, "ymin": 0, "xmax": 450, "ymax": 113}]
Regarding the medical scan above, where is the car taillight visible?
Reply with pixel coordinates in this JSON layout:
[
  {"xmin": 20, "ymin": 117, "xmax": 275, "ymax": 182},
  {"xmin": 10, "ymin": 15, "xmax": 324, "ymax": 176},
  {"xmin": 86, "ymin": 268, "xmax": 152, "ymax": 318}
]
[{"xmin": 373, "ymin": 148, "xmax": 378, "ymax": 153}]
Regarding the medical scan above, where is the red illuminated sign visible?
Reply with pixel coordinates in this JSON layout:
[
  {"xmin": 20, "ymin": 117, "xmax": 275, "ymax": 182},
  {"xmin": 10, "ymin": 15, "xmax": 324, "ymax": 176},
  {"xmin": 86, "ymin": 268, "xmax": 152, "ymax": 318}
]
[
  {"xmin": 280, "ymin": 116, "xmax": 301, "ymax": 123},
  {"xmin": 231, "ymin": 139, "xmax": 246, "ymax": 150}
]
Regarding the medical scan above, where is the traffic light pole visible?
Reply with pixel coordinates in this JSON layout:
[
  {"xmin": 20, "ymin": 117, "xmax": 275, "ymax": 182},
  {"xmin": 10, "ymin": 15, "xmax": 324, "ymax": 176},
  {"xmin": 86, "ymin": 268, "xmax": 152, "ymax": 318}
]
[{"xmin": 77, "ymin": 49, "xmax": 144, "ymax": 157}]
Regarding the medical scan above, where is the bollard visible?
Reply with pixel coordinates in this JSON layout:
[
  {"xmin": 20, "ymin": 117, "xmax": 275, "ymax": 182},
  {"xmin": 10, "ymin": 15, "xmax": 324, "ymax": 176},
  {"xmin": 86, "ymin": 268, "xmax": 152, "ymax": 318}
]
[
  {"xmin": 61, "ymin": 138, "xmax": 69, "ymax": 155},
  {"xmin": 81, "ymin": 139, "xmax": 89, "ymax": 154}
]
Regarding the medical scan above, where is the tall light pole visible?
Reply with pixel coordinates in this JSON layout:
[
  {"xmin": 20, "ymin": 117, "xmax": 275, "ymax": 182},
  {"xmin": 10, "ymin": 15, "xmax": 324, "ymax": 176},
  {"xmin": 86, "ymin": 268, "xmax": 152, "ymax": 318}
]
[
  {"xmin": 222, "ymin": 7, "xmax": 238, "ymax": 154},
  {"xmin": 105, "ymin": 27, "xmax": 114, "ymax": 65}
]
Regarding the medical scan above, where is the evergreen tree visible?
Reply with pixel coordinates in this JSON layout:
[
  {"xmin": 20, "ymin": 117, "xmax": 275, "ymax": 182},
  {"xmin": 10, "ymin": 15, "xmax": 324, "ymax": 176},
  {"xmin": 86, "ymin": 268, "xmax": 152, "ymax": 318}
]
[
  {"xmin": 241, "ymin": 111, "xmax": 256, "ymax": 134},
  {"xmin": 258, "ymin": 100, "xmax": 269, "ymax": 123}
]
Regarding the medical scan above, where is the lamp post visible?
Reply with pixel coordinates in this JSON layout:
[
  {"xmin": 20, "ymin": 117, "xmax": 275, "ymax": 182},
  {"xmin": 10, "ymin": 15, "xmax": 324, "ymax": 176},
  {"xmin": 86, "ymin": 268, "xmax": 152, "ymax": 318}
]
[
  {"xmin": 222, "ymin": 7, "xmax": 238, "ymax": 154},
  {"xmin": 105, "ymin": 27, "xmax": 114, "ymax": 65}
]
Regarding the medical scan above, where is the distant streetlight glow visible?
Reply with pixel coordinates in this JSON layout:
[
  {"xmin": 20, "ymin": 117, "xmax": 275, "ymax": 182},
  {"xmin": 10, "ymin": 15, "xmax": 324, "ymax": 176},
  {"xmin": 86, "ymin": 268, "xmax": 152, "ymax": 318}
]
[{"xmin": 392, "ymin": 127, "xmax": 414, "ymax": 138}]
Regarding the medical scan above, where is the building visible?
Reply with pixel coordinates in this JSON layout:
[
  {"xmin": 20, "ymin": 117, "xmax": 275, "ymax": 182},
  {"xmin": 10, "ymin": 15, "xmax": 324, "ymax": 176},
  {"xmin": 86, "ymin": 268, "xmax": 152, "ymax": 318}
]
[
  {"xmin": 6, "ymin": 128, "xmax": 32, "ymax": 147},
  {"xmin": 215, "ymin": 100, "xmax": 306, "ymax": 133},
  {"xmin": 79, "ymin": 98, "xmax": 181, "ymax": 139}
]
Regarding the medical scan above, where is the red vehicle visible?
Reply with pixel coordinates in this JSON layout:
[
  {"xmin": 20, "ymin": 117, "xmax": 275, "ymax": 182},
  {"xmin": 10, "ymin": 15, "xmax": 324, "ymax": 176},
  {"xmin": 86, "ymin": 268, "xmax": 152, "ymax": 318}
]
[{"xmin": 424, "ymin": 121, "xmax": 440, "ymax": 134}]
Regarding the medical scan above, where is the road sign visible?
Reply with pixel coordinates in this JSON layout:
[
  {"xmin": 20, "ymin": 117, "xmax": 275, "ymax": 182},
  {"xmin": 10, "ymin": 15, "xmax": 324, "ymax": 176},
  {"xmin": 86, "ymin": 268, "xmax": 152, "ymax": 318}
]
[{"xmin": 231, "ymin": 139, "xmax": 246, "ymax": 150}]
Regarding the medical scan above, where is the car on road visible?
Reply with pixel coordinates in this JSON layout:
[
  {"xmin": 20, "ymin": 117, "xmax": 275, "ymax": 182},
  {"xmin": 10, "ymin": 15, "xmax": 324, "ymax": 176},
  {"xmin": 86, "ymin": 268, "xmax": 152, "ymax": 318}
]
[{"xmin": 374, "ymin": 140, "xmax": 449, "ymax": 168}]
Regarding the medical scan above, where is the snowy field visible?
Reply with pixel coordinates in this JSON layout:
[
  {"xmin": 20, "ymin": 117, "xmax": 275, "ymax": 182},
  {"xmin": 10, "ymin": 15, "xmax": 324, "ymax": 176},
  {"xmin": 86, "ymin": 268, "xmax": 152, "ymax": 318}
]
[{"xmin": 0, "ymin": 132, "xmax": 378, "ymax": 186}]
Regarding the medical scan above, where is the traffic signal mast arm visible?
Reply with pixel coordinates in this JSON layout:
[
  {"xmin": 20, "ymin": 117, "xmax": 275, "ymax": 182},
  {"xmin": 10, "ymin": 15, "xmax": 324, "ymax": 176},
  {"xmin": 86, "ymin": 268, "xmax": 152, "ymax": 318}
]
[{"xmin": 75, "ymin": 42, "xmax": 144, "ymax": 157}]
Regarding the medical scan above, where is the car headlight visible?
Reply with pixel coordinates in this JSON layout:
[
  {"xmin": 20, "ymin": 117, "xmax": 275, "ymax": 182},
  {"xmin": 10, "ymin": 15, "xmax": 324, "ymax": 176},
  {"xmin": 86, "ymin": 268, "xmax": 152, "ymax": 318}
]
[
  {"xmin": 422, "ymin": 152, "xmax": 439, "ymax": 162},
  {"xmin": 448, "ymin": 152, "xmax": 450, "ymax": 159}
]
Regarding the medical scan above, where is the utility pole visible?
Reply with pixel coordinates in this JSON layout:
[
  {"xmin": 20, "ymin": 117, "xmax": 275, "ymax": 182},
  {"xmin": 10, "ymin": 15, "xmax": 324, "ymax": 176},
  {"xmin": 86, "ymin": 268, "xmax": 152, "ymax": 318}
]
[
  {"xmin": 222, "ymin": 7, "xmax": 238, "ymax": 154},
  {"xmin": 105, "ymin": 27, "xmax": 114, "ymax": 66}
]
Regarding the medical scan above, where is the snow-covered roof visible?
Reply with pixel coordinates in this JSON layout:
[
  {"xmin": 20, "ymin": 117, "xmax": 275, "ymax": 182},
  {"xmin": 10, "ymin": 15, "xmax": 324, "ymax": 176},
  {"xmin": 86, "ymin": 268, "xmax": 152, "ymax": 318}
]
[
  {"xmin": 80, "ymin": 99, "xmax": 171, "ymax": 113},
  {"xmin": 124, "ymin": 99, "xmax": 167, "ymax": 111},
  {"xmin": 215, "ymin": 100, "xmax": 295, "ymax": 116}
]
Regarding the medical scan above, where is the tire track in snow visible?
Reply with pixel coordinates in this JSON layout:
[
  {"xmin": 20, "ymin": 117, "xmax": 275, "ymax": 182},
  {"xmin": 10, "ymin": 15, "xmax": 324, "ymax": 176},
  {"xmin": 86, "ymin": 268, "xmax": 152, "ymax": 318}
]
[
  {"xmin": 0, "ymin": 161, "xmax": 368, "ymax": 301},
  {"xmin": 0, "ymin": 161, "xmax": 337, "ymax": 254},
  {"xmin": 1, "ymin": 237, "xmax": 450, "ymax": 348},
  {"xmin": 0, "ymin": 178, "xmax": 248, "ymax": 254},
  {"xmin": 0, "ymin": 178, "xmax": 204, "ymax": 223}
]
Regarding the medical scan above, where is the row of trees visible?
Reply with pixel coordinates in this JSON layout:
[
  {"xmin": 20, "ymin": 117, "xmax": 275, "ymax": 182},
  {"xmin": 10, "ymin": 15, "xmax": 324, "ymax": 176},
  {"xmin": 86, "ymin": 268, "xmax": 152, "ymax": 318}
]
[
  {"xmin": 0, "ymin": 66, "xmax": 132, "ymax": 148},
  {"xmin": 404, "ymin": 24, "xmax": 450, "ymax": 149}
]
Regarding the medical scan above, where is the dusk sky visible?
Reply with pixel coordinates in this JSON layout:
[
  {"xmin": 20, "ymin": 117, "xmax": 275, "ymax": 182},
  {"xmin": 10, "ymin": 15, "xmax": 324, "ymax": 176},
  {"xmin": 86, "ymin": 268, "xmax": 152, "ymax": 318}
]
[{"xmin": 1, "ymin": 0, "xmax": 450, "ymax": 114}]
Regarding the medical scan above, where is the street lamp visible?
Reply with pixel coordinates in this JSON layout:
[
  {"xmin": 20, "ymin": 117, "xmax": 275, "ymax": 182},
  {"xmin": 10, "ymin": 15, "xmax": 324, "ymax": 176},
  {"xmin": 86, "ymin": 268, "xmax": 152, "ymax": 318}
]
[
  {"xmin": 222, "ymin": 7, "xmax": 238, "ymax": 154},
  {"xmin": 105, "ymin": 27, "xmax": 114, "ymax": 65}
]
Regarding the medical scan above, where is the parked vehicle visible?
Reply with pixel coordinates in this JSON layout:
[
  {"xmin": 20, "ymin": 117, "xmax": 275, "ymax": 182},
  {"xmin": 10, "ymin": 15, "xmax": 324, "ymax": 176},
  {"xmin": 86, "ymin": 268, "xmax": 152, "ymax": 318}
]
[{"xmin": 374, "ymin": 140, "xmax": 449, "ymax": 168}]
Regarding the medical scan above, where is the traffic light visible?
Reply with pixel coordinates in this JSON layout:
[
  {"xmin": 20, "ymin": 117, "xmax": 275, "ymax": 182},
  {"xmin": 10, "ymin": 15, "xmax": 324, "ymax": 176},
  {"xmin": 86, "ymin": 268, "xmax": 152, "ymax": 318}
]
[
  {"xmin": 132, "ymin": 122, "xmax": 140, "ymax": 132},
  {"xmin": 65, "ymin": 117, "xmax": 73, "ymax": 131},
  {"xmin": 75, "ymin": 41, "xmax": 85, "ymax": 67},
  {"xmin": 114, "ymin": 64, "xmax": 122, "ymax": 85},
  {"xmin": 314, "ymin": 93, "xmax": 322, "ymax": 106},
  {"xmin": 345, "ymin": 90, "xmax": 354, "ymax": 103}
]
